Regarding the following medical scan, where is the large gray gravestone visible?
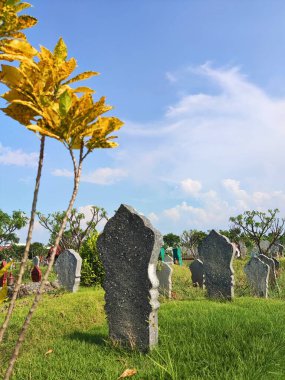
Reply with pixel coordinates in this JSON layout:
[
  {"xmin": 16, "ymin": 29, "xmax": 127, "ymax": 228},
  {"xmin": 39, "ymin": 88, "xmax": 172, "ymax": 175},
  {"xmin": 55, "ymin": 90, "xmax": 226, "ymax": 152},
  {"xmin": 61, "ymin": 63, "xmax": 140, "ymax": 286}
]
[
  {"xmin": 258, "ymin": 254, "xmax": 278, "ymax": 288},
  {"xmin": 244, "ymin": 257, "xmax": 269, "ymax": 298},
  {"xmin": 157, "ymin": 261, "xmax": 173, "ymax": 298},
  {"xmin": 54, "ymin": 249, "xmax": 82, "ymax": 292},
  {"xmin": 189, "ymin": 259, "xmax": 204, "ymax": 288},
  {"xmin": 97, "ymin": 204, "xmax": 163, "ymax": 352},
  {"xmin": 199, "ymin": 230, "xmax": 234, "ymax": 300}
]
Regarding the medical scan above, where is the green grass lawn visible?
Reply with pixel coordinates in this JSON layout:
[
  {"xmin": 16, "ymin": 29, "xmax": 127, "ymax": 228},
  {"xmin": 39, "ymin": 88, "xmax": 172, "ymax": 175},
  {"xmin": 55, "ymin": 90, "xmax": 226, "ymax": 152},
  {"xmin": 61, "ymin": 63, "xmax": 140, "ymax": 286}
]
[{"xmin": 1, "ymin": 258, "xmax": 285, "ymax": 379}]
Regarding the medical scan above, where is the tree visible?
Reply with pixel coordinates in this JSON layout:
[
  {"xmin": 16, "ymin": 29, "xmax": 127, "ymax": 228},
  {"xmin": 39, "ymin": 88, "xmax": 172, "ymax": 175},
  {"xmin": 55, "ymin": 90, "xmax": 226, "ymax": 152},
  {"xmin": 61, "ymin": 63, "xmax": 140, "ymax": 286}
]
[
  {"xmin": 0, "ymin": 209, "xmax": 28, "ymax": 246},
  {"xmin": 180, "ymin": 229, "xmax": 207, "ymax": 258},
  {"xmin": 229, "ymin": 209, "xmax": 285, "ymax": 256},
  {"xmin": 0, "ymin": 3, "xmax": 123, "ymax": 377},
  {"xmin": 37, "ymin": 206, "xmax": 108, "ymax": 252},
  {"xmin": 163, "ymin": 233, "xmax": 180, "ymax": 248}
]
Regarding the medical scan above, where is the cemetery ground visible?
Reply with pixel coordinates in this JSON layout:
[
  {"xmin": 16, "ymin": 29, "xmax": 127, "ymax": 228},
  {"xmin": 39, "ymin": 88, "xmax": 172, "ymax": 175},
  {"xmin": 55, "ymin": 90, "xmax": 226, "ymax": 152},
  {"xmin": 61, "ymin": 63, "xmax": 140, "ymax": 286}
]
[{"xmin": 1, "ymin": 259, "xmax": 285, "ymax": 380}]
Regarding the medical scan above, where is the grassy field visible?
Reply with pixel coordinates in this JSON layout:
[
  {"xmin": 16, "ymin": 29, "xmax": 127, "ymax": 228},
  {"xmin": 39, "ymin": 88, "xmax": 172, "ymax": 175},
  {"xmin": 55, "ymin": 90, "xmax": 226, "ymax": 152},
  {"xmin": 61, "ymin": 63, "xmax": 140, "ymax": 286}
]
[{"xmin": 1, "ymin": 258, "xmax": 285, "ymax": 379}]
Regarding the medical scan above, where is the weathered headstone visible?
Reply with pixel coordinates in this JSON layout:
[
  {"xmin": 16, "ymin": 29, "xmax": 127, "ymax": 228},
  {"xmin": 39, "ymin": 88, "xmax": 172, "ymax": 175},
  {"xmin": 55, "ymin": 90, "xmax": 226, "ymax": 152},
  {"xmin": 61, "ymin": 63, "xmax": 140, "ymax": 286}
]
[
  {"xmin": 164, "ymin": 254, "xmax": 174, "ymax": 264},
  {"xmin": 244, "ymin": 257, "xmax": 269, "ymax": 298},
  {"xmin": 97, "ymin": 204, "xmax": 162, "ymax": 352},
  {"xmin": 199, "ymin": 230, "xmax": 234, "ymax": 300},
  {"xmin": 55, "ymin": 249, "xmax": 82, "ymax": 292},
  {"xmin": 157, "ymin": 261, "xmax": 173, "ymax": 298},
  {"xmin": 258, "ymin": 254, "xmax": 277, "ymax": 288},
  {"xmin": 189, "ymin": 259, "xmax": 204, "ymax": 288},
  {"xmin": 260, "ymin": 240, "xmax": 270, "ymax": 254},
  {"xmin": 238, "ymin": 241, "xmax": 247, "ymax": 258}
]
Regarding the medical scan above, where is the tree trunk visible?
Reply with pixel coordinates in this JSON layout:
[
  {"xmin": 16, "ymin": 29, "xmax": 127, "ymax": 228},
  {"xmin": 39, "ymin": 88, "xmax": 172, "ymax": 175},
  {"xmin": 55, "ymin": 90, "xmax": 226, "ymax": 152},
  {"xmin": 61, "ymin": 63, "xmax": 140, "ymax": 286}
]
[
  {"xmin": 3, "ymin": 150, "xmax": 83, "ymax": 380},
  {"xmin": 0, "ymin": 135, "xmax": 45, "ymax": 343}
]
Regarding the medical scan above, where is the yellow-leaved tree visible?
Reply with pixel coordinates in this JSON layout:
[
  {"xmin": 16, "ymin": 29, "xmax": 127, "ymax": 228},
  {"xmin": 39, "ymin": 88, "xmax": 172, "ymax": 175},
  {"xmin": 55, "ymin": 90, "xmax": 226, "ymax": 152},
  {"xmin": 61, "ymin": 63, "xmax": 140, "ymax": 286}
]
[{"xmin": 0, "ymin": 37, "xmax": 123, "ymax": 380}]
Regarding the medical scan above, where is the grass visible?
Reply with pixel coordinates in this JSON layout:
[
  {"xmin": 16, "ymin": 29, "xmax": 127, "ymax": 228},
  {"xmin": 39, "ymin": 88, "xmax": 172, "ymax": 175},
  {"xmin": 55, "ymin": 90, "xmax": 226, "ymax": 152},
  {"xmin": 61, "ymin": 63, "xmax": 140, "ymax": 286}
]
[{"xmin": 1, "ymin": 258, "xmax": 285, "ymax": 379}]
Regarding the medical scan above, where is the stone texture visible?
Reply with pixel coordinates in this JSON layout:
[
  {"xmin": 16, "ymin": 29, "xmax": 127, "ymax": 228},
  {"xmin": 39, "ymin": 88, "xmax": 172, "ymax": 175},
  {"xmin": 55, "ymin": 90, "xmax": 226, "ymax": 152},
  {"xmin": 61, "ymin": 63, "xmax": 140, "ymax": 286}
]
[
  {"xmin": 157, "ymin": 261, "xmax": 173, "ymax": 298},
  {"xmin": 258, "ymin": 254, "xmax": 278, "ymax": 288},
  {"xmin": 238, "ymin": 241, "xmax": 247, "ymax": 258},
  {"xmin": 199, "ymin": 230, "xmax": 234, "ymax": 300},
  {"xmin": 97, "ymin": 204, "xmax": 163, "ymax": 352},
  {"xmin": 273, "ymin": 258, "xmax": 280, "ymax": 271},
  {"xmin": 189, "ymin": 259, "xmax": 204, "ymax": 288},
  {"xmin": 55, "ymin": 249, "xmax": 82, "ymax": 292},
  {"xmin": 260, "ymin": 240, "xmax": 270, "ymax": 254},
  {"xmin": 33, "ymin": 256, "xmax": 40, "ymax": 266},
  {"xmin": 164, "ymin": 254, "xmax": 174, "ymax": 264},
  {"xmin": 244, "ymin": 257, "xmax": 269, "ymax": 298}
]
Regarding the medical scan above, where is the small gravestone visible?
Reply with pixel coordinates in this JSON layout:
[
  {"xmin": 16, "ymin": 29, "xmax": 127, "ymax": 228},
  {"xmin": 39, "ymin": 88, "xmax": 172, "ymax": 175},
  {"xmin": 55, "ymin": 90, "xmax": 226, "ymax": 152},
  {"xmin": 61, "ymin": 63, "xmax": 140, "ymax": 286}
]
[
  {"xmin": 97, "ymin": 204, "xmax": 163, "ymax": 352},
  {"xmin": 199, "ymin": 230, "xmax": 234, "ymax": 300},
  {"xmin": 164, "ymin": 254, "xmax": 174, "ymax": 264},
  {"xmin": 273, "ymin": 258, "xmax": 280, "ymax": 271},
  {"xmin": 157, "ymin": 261, "xmax": 173, "ymax": 298},
  {"xmin": 244, "ymin": 257, "xmax": 269, "ymax": 298},
  {"xmin": 31, "ymin": 256, "xmax": 42, "ymax": 283},
  {"xmin": 238, "ymin": 241, "xmax": 247, "ymax": 258},
  {"xmin": 258, "ymin": 254, "xmax": 278, "ymax": 288},
  {"xmin": 55, "ymin": 249, "xmax": 82, "ymax": 292},
  {"xmin": 260, "ymin": 240, "xmax": 270, "ymax": 254},
  {"xmin": 189, "ymin": 259, "xmax": 204, "ymax": 288}
]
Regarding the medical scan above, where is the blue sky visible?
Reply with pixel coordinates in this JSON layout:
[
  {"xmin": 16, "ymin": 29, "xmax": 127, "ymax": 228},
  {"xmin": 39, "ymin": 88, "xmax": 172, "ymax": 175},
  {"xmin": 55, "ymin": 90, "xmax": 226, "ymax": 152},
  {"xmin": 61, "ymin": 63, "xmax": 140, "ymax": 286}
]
[{"xmin": 1, "ymin": 0, "xmax": 285, "ymax": 243}]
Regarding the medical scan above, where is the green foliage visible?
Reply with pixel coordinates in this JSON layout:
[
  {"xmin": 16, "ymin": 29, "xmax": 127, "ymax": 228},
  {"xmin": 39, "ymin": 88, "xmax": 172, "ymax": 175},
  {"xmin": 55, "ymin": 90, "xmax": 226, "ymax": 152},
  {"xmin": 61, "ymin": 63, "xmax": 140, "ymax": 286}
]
[
  {"xmin": 180, "ymin": 229, "xmax": 207, "ymax": 257},
  {"xmin": 163, "ymin": 233, "xmax": 180, "ymax": 248},
  {"xmin": 230, "ymin": 209, "xmax": 285, "ymax": 255},
  {"xmin": 0, "ymin": 209, "xmax": 28, "ymax": 246},
  {"xmin": 79, "ymin": 231, "xmax": 105, "ymax": 287}
]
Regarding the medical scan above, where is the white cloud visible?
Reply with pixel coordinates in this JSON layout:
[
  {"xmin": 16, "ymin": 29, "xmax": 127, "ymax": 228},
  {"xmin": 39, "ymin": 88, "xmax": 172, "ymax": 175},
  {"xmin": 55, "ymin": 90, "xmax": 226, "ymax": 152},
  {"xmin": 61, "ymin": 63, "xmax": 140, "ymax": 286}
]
[
  {"xmin": 181, "ymin": 178, "xmax": 202, "ymax": 195},
  {"xmin": 0, "ymin": 143, "xmax": 38, "ymax": 167},
  {"xmin": 52, "ymin": 167, "xmax": 127, "ymax": 185}
]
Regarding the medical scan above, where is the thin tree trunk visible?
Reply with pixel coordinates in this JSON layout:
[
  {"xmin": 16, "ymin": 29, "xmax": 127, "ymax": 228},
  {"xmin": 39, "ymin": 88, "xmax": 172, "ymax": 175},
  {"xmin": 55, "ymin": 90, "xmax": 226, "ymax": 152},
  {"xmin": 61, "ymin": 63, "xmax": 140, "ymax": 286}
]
[
  {"xmin": 4, "ymin": 147, "xmax": 84, "ymax": 380},
  {"xmin": 0, "ymin": 135, "xmax": 46, "ymax": 344}
]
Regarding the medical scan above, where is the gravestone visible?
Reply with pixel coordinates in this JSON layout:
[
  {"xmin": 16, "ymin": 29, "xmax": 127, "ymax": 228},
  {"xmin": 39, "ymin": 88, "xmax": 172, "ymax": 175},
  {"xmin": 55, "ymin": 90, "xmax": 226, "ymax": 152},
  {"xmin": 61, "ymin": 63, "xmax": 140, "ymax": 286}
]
[
  {"xmin": 164, "ymin": 254, "xmax": 174, "ymax": 264},
  {"xmin": 258, "ymin": 254, "xmax": 277, "ymax": 288},
  {"xmin": 55, "ymin": 249, "xmax": 82, "ymax": 292},
  {"xmin": 97, "ymin": 204, "xmax": 163, "ymax": 352},
  {"xmin": 157, "ymin": 261, "xmax": 173, "ymax": 298},
  {"xmin": 189, "ymin": 259, "xmax": 204, "ymax": 288},
  {"xmin": 244, "ymin": 257, "xmax": 269, "ymax": 298},
  {"xmin": 260, "ymin": 240, "xmax": 270, "ymax": 254},
  {"xmin": 273, "ymin": 258, "xmax": 280, "ymax": 271},
  {"xmin": 238, "ymin": 241, "xmax": 247, "ymax": 258},
  {"xmin": 199, "ymin": 230, "xmax": 234, "ymax": 300},
  {"xmin": 173, "ymin": 247, "xmax": 183, "ymax": 266}
]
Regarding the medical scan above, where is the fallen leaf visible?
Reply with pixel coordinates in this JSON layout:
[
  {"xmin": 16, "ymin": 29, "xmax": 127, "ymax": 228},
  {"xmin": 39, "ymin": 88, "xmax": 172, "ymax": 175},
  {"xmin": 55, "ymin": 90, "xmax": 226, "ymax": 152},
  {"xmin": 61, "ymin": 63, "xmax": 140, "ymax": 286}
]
[
  {"xmin": 118, "ymin": 368, "xmax": 137, "ymax": 379},
  {"xmin": 45, "ymin": 349, "xmax": 53, "ymax": 356}
]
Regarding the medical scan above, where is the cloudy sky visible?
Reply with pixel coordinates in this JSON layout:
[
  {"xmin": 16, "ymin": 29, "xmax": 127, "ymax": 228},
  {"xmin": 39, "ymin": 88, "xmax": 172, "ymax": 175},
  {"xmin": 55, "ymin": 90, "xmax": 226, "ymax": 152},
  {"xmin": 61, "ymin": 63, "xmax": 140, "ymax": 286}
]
[{"xmin": 1, "ymin": 0, "xmax": 285, "ymax": 243}]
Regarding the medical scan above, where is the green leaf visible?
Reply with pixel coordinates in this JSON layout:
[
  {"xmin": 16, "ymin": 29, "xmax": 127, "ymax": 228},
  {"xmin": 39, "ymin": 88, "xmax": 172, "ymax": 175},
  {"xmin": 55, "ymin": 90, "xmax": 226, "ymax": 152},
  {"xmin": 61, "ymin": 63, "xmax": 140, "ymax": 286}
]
[{"xmin": 59, "ymin": 90, "xmax": 72, "ymax": 117}]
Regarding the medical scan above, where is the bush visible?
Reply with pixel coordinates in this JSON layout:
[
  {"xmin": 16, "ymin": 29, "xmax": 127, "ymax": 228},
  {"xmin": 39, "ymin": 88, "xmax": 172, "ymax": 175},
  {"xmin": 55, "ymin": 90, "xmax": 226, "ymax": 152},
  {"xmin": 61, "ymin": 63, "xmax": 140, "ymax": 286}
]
[{"xmin": 79, "ymin": 231, "xmax": 105, "ymax": 286}]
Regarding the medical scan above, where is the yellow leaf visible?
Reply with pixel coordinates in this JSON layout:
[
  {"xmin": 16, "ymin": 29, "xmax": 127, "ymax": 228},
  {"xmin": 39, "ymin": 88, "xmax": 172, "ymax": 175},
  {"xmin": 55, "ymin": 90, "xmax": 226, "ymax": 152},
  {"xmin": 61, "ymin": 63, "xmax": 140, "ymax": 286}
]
[
  {"xmin": 0, "ymin": 39, "xmax": 37, "ymax": 58},
  {"xmin": 26, "ymin": 124, "xmax": 61, "ymax": 139},
  {"xmin": 1, "ymin": 64, "xmax": 23, "ymax": 86},
  {"xmin": 58, "ymin": 58, "xmax": 77, "ymax": 82},
  {"xmin": 17, "ymin": 15, "xmax": 37, "ymax": 30},
  {"xmin": 72, "ymin": 86, "xmax": 95, "ymax": 94},
  {"xmin": 54, "ymin": 37, "xmax": 67, "ymax": 62},
  {"xmin": 12, "ymin": 99, "xmax": 43, "ymax": 116},
  {"xmin": 14, "ymin": 2, "xmax": 32, "ymax": 13},
  {"xmin": 118, "ymin": 369, "xmax": 137, "ymax": 379},
  {"xmin": 44, "ymin": 349, "xmax": 53, "ymax": 356},
  {"xmin": 64, "ymin": 71, "xmax": 99, "ymax": 85},
  {"xmin": 0, "ymin": 285, "xmax": 8, "ymax": 304}
]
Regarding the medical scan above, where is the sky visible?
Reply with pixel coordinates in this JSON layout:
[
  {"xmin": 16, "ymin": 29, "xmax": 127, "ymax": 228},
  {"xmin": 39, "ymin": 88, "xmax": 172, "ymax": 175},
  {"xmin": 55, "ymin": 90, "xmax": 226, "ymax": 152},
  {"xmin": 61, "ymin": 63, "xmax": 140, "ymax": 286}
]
[{"xmin": 1, "ymin": 0, "xmax": 285, "ymax": 243}]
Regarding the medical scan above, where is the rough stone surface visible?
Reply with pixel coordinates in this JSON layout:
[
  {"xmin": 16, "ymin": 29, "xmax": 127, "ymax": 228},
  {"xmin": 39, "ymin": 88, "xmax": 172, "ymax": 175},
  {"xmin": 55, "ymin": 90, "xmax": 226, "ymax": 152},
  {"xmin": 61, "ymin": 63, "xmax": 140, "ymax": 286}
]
[
  {"xmin": 238, "ymin": 241, "xmax": 247, "ymax": 258},
  {"xmin": 97, "ymin": 204, "xmax": 163, "ymax": 352},
  {"xmin": 189, "ymin": 259, "xmax": 204, "ymax": 288},
  {"xmin": 244, "ymin": 257, "xmax": 269, "ymax": 298},
  {"xmin": 273, "ymin": 258, "xmax": 280, "ymax": 271},
  {"xmin": 157, "ymin": 261, "xmax": 173, "ymax": 298},
  {"xmin": 33, "ymin": 256, "xmax": 40, "ymax": 266},
  {"xmin": 164, "ymin": 254, "xmax": 174, "ymax": 264},
  {"xmin": 199, "ymin": 230, "xmax": 234, "ymax": 300},
  {"xmin": 260, "ymin": 240, "xmax": 270, "ymax": 254},
  {"xmin": 258, "ymin": 254, "xmax": 278, "ymax": 288},
  {"xmin": 55, "ymin": 249, "xmax": 82, "ymax": 292}
]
